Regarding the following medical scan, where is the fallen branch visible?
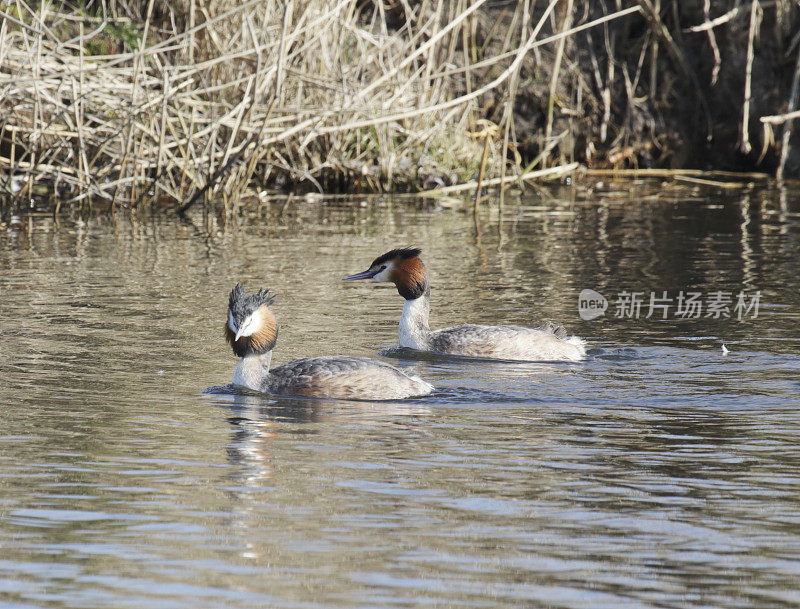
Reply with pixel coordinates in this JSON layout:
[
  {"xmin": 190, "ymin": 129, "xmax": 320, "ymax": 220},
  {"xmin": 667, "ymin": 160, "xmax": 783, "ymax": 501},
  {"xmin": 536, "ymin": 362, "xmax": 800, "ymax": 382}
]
[
  {"xmin": 585, "ymin": 168, "xmax": 770, "ymax": 179},
  {"xmin": 424, "ymin": 163, "xmax": 579, "ymax": 196},
  {"xmin": 760, "ymin": 110, "xmax": 800, "ymax": 124}
]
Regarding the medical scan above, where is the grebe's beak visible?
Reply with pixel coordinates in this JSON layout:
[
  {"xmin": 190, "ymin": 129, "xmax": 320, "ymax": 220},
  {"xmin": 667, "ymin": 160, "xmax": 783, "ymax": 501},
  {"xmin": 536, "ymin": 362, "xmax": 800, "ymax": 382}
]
[{"xmin": 342, "ymin": 269, "xmax": 378, "ymax": 281}]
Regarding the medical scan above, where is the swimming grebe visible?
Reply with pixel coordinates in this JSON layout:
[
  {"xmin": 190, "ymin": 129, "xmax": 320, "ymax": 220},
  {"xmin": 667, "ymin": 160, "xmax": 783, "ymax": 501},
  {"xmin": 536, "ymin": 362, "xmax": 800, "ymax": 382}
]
[
  {"xmin": 223, "ymin": 284, "xmax": 433, "ymax": 400},
  {"xmin": 343, "ymin": 248, "xmax": 586, "ymax": 361}
]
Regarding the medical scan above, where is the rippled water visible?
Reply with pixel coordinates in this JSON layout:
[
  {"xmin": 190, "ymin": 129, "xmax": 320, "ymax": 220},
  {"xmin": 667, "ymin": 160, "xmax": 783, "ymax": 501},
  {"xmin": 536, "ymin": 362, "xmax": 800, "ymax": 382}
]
[{"xmin": 1, "ymin": 181, "xmax": 799, "ymax": 608}]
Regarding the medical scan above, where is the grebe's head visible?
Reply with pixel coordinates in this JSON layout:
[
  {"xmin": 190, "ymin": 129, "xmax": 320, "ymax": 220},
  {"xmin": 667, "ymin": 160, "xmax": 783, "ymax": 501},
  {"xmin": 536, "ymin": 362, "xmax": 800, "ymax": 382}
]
[
  {"xmin": 343, "ymin": 247, "xmax": 428, "ymax": 300},
  {"xmin": 225, "ymin": 284, "xmax": 278, "ymax": 357}
]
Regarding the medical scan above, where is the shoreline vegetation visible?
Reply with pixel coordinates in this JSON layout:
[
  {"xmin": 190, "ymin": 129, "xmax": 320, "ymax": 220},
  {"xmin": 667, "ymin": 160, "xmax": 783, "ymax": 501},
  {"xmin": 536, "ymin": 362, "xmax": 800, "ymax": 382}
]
[{"xmin": 1, "ymin": 1, "xmax": 799, "ymax": 216}]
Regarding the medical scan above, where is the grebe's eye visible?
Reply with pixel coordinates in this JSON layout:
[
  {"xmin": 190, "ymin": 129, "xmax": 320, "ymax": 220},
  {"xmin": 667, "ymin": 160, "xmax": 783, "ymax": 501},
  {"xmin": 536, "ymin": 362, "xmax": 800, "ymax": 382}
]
[{"xmin": 380, "ymin": 265, "xmax": 386, "ymax": 271}]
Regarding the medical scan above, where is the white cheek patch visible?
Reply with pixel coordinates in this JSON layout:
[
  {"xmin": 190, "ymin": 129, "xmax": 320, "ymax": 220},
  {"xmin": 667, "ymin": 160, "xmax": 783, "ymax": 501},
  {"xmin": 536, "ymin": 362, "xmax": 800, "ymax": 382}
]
[
  {"xmin": 372, "ymin": 265, "xmax": 392, "ymax": 282},
  {"xmin": 238, "ymin": 309, "xmax": 262, "ymax": 337}
]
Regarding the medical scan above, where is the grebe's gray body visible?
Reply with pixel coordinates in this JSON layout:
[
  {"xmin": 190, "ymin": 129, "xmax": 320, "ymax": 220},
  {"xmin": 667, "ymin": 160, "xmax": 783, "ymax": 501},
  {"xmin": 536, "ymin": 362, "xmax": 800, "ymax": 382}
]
[
  {"xmin": 223, "ymin": 285, "xmax": 433, "ymax": 400},
  {"xmin": 344, "ymin": 248, "xmax": 586, "ymax": 362}
]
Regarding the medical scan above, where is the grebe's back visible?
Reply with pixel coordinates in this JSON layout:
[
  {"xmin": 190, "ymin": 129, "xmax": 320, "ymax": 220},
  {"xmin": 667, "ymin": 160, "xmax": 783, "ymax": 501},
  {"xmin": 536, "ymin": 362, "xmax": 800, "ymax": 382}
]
[{"xmin": 267, "ymin": 355, "xmax": 432, "ymax": 400}]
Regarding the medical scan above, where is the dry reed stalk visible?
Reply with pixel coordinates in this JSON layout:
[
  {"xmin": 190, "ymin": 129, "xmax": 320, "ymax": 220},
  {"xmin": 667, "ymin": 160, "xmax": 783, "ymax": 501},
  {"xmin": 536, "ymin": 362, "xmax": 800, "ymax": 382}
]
[
  {"xmin": 740, "ymin": 0, "xmax": 762, "ymax": 154},
  {"xmin": 498, "ymin": 0, "xmax": 531, "ymax": 210},
  {"xmin": 428, "ymin": 162, "xmax": 579, "ymax": 195},
  {"xmin": 473, "ymin": 130, "xmax": 491, "ymax": 206},
  {"xmin": 672, "ymin": 176, "xmax": 751, "ymax": 189},
  {"xmin": 761, "ymin": 110, "xmax": 800, "ymax": 124},
  {"xmin": 776, "ymin": 43, "xmax": 800, "ymax": 180},
  {"xmin": 683, "ymin": 1, "xmax": 776, "ymax": 33},
  {"xmin": 702, "ymin": 0, "xmax": 721, "ymax": 85},
  {"xmin": 585, "ymin": 168, "xmax": 770, "ymax": 179},
  {"xmin": 544, "ymin": 0, "xmax": 572, "ymax": 154}
]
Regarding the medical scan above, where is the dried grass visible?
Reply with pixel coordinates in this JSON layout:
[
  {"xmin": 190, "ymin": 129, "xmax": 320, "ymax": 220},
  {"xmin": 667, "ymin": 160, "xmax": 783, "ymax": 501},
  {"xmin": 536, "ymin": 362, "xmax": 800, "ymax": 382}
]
[
  {"xmin": 2, "ymin": 0, "xmax": 798, "ymax": 214},
  {"xmin": 1, "ymin": 0, "xmax": 646, "ymax": 211}
]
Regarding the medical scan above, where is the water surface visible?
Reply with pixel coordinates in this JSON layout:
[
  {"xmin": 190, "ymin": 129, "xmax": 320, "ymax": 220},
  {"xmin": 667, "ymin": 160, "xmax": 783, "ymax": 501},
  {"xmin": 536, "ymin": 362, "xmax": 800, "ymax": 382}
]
[{"xmin": 1, "ymin": 182, "xmax": 799, "ymax": 608}]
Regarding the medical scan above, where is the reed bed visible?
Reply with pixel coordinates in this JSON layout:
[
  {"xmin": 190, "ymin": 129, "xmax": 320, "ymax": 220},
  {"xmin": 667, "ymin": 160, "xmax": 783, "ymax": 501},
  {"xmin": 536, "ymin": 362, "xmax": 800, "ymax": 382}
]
[
  {"xmin": 0, "ymin": 0, "xmax": 645, "ymax": 211},
  {"xmin": 1, "ymin": 1, "xmax": 799, "ymax": 214}
]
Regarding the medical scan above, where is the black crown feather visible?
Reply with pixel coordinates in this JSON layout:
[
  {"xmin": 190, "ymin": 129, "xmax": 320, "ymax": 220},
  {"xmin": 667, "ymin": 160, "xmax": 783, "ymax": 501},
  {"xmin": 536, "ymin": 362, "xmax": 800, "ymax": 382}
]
[
  {"xmin": 371, "ymin": 247, "xmax": 422, "ymax": 268},
  {"xmin": 228, "ymin": 284, "xmax": 276, "ymax": 319}
]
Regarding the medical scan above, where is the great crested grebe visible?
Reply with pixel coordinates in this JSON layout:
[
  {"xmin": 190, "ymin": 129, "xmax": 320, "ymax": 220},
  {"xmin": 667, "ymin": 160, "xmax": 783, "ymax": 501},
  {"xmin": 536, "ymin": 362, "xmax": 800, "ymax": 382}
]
[
  {"xmin": 221, "ymin": 284, "xmax": 433, "ymax": 400},
  {"xmin": 343, "ymin": 248, "xmax": 586, "ymax": 361}
]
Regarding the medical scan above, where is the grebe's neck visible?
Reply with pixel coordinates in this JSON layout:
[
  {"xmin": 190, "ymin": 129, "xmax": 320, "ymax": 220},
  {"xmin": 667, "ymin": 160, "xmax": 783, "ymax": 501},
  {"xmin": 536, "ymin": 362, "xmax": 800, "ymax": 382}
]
[
  {"xmin": 232, "ymin": 350, "xmax": 273, "ymax": 391},
  {"xmin": 399, "ymin": 290, "xmax": 431, "ymax": 350}
]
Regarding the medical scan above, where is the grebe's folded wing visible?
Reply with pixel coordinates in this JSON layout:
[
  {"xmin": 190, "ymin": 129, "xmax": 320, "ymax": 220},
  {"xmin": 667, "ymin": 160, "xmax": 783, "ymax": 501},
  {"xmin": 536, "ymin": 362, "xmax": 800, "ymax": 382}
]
[
  {"xmin": 429, "ymin": 324, "xmax": 584, "ymax": 361},
  {"xmin": 268, "ymin": 356, "xmax": 431, "ymax": 400}
]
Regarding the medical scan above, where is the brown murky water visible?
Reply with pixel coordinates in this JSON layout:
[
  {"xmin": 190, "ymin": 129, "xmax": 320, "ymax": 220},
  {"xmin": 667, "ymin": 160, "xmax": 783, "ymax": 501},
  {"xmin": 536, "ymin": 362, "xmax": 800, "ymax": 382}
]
[{"xmin": 1, "ymin": 181, "xmax": 799, "ymax": 608}]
